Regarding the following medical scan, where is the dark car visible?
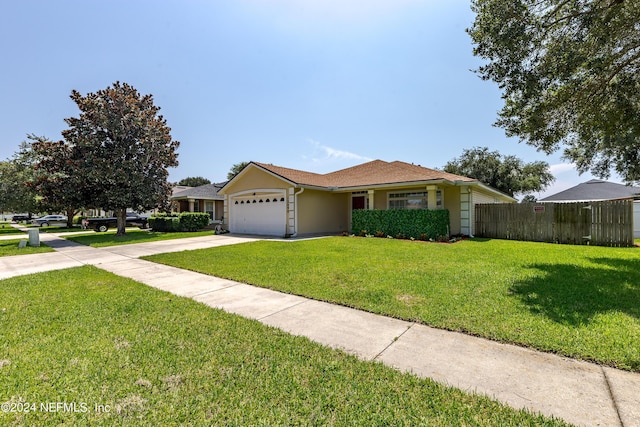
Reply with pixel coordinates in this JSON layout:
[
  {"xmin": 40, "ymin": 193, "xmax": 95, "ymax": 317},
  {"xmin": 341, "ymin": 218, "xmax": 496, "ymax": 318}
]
[
  {"xmin": 84, "ymin": 213, "xmax": 149, "ymax": 232},
  {"xmin": 11, "ymin": 214, "xmax": 31, "ymax": 222}
]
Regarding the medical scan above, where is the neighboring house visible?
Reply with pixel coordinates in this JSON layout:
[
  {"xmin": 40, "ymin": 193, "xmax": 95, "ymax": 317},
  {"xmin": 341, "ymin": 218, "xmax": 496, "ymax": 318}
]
[
  {"xmin": 540, "ymin": 179, "xmax": 640, "ymax": 238},
  {"xmin": 171, "ymin": 183, "xmax": 226, "ymax": 222},
  {"xmin": 218, "ymin": 160, "xmax": 515, "ymax": 237}
]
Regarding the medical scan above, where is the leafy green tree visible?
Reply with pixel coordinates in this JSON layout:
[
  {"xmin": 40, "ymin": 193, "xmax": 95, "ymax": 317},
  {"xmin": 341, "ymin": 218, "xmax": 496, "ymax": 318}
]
[
  {"xmin": 29, "ymin": 135, "xmax": 89, "ymax": 227},
  {"xmin": 227, "ymin": 161, "xmax": 250, "ymax": 180},
  {"xmin": 62, "ymin": 82, "xmax": 180, "ymax": 235},
  {"xmin": 177, "ymin": 176, "xmax": 211, "ymax": 187},
  {"xmin": 0, "ymin": 142, "xmax": 40, "ymax": 215},
  {"xmin": 468, "ymin": 0, "xmax": 640, "ymax": 183},
  {"xmin": 443, "ymin": 147, "xmax": 554, "ymax": 198}
]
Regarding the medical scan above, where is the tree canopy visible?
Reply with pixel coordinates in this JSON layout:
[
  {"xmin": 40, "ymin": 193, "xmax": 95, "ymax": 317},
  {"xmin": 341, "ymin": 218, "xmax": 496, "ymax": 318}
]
[
  {"xmin": 177, "ymin": 176, "xmax": 211, "ymax": 187},
  {"xmin": 468, "ymin": 0, "xmax": 640, "ymax": 183},
  {"xmin": 443, "ymin": 147, "xmax": 554, "ymax": 198},
  {"xmin": 29, "ymin": 135, "xmax": 88, "ymax": 227},
  {"xmin": 0, "ymin": 141, "xmax": 40, "ymax": 215},
  {"xmin": 62, "ymin": 82, "xmax": 180, "ymax": 234},
  {"xmin": 227, "ymin": 161, "xmax": 250, "ymax": 180}
]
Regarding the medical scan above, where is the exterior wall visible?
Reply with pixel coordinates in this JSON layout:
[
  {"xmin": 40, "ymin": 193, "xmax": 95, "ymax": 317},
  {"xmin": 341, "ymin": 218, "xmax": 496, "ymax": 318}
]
[
  {"xmin": 214, "ymin": 200, "xmax": 224, "ymax": 221},
  {"xmin": 297, "ymin": 189, "xmax": 349, "ymax": 235},
  {"xmin": 443, "ymin": 187, "xmax": 461, "ymax": 235},
  {"xmin": 223, "ymin": 167, "xmax": 291, "ymax": 194}
]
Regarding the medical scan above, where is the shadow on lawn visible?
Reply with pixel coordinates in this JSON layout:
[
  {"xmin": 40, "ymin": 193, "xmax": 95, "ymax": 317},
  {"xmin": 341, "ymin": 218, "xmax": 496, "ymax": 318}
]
[{"xmin": 510, "ymin": 257, "xmax": 640, "ymax": 326}]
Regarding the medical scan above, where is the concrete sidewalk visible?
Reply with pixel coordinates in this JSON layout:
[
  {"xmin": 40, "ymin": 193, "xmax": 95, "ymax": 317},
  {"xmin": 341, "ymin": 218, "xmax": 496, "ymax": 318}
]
[{"xmin": 1, "ymin": 233, "xmax": 639, "ymax": 426}]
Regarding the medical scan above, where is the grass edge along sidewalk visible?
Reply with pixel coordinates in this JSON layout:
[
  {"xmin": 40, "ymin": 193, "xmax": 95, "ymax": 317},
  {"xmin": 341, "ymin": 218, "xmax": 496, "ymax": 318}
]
[
  {"xmin": 144, "ymin": 236, "xmax": 640, "ymax": 372},
  {"xmin": 64, "ymin": 230, "xmax": 214, "ymax": 247},
  {"xmin": 0, "ymin": 239, "xmax": 54, "ymax": 257},
  {"xmin": 0, "ymin": 266, "xmax": 567, "ymax": 426}
]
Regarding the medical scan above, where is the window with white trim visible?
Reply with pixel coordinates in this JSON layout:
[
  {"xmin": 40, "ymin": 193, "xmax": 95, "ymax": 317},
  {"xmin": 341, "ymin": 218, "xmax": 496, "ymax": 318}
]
[{"xmin": 388, "ymin": 191, "xmax": 442, "ymax": 209}]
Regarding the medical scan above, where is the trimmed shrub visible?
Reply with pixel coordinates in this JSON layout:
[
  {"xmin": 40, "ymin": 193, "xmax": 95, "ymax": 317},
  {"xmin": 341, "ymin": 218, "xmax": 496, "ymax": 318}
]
[
  {"xmin": 351, "ymin": 209, "xmax": 450, "ymax": 241},
  {"xmin": 149, "ymin": 212, "xmax": 210, "ymax": 232},
  {"xmin": 149, "ymin": 214, "xmax": 181, "ymax": 232},
  {"xmin": 179, "ymin": 212, "xmax": 210, "ymax": 231}
]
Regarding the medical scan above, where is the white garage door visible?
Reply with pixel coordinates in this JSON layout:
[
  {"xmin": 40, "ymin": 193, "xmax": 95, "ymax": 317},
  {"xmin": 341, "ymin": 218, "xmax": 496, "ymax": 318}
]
[
  {"xmin": 230, "ymin": 195, "xmax": 286, "ymax": 236},
  {"xmin": 634, "ymin": 202, "xmax": 640, "ymax": 238}
]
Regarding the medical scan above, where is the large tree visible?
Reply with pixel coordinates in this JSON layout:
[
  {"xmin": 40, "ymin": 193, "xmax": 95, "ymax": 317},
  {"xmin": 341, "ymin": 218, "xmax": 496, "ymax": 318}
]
[
  {"xmin": 177, "ymin": 176, "xmax": 211, "ymax": 187},
  {"xmin": 0, "ymin": 142, "xmax": 40, "ymax": 215},
  {"xmin": 29, "ymin": 135, "xmax": 88, "ymax": 228},
  {"xmin": 227, "ymin": 161, "xmax": 250, "ymax": 180},
  {"xmin": 443, "ymin": 147, "xmax": 554, "ymax": 198},
  {"xmin": 468, "ymin": 0, "xmax": 640, "ymax": 183},
  {"xmin": 62, "ymin": 82, "xmax": 180, "ymax": 235}
]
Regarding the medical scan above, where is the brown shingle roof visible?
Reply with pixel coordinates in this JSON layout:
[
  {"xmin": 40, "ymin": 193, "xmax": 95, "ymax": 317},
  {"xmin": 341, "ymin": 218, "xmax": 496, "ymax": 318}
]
[{"xmin": 254, "ymin": 160, "xmax": 475, "ymax": 189}]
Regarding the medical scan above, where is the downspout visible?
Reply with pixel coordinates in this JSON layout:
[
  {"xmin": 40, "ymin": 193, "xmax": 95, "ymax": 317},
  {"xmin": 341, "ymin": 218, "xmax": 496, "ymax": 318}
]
[{"xmin": 292, "ymin": 187, "xmax": 305, "ymax": 237}]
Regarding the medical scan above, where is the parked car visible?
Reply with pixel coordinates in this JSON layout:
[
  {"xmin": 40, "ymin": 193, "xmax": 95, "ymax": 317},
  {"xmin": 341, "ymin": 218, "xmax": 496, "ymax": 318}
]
[
  {"xmin": 11, "ymin": 214, "xmax": 32, "ymax": 223},
  {"xmin": 83, "ymin": 213, "xmax": 149, "ymax": 232},
  {"xmin": 32, "ymin": 215, "xmax": 68, "ymax": 227}
]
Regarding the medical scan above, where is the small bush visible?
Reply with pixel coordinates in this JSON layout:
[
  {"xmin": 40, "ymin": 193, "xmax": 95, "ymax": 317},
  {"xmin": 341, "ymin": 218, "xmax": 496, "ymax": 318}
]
[
  {"xmin": 149, "ymin": 215, "xmax": 181, "ymax": 232},
  {"xmin": 149, "ymin": 212, "xmax": 210, "ymax": 232},
  {"xmin": 179, "ymin": 212, "xmax": 210, "ymax": 231}
]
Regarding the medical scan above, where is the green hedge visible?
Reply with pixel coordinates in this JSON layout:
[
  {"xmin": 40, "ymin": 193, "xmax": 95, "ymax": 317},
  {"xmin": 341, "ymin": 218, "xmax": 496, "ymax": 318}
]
[
  {"xmin": 149, "ymin": 214, "xmax": 181, "ymax": 232},
  {"xmin": 179, "ymin": 212, "xmax": 210, "ymax": 231},
  {"xmin": 148, "ymin": 212, "xmax": 210, "ymax": 232},
  {"xmin": 351, "ymin": 209, "xmax": 450, "ymax": 240}
]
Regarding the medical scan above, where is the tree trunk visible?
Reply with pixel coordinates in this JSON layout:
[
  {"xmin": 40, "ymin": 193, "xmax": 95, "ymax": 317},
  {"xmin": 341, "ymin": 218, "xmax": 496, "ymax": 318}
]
[
  {"xmin": 65, "ymin": 207, "xmax": 76, "ymax": 228},
  {"xmin": 115, "ymin": 208, "xmax": 127, "ymax": 236}
]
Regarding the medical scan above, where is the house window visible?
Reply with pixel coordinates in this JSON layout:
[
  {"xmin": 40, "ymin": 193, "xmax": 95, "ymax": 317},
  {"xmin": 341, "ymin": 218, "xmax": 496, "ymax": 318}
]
[
  {"xmin": 388, "ymin": 191, "xmax": 443, "ymax": 209},
  {"xmin": 389, "ymin": 192, "xmax": 427, "ymax": 210},
  {"xmin": 205, "ymin": 201, "xmax": 214, "ymax": 220}
]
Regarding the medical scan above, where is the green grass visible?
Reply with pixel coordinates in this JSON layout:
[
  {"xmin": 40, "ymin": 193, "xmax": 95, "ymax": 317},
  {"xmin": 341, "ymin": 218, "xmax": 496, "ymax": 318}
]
[
  {"xmin": 0, "ymin": 267, "xmax": 566, "ymax": 426},
  {"xmin": 145, "ymin": 237, "xmax": 640, "ymax": 372},
  {"xmin": 0, "ymin": 239, "xmax": 54, "ymax": 257},
  {"xmin": 65, "ymin": 230, "xmax": 213, "ymax": 247},
  {"xmin": 0, "ymin": 226, "xmax": 24, "ymax": 235}
]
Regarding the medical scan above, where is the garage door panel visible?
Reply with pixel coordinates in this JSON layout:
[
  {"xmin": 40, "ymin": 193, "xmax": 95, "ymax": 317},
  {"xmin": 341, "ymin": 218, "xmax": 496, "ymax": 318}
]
[{"xmin": 230, "ymin": 196, "xmax": 286, "ymax": 236}]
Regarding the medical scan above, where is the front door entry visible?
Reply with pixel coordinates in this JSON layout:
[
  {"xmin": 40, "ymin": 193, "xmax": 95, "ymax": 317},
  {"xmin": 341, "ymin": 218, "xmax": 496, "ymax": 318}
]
[{"xmin": 352, "ymin": 196, "xmax": 366, "ymax": 210}]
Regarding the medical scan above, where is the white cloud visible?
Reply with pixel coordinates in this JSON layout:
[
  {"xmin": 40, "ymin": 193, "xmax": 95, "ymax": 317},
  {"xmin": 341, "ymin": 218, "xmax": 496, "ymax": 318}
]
[
  {"xmin": 549, "ymin": 162, "xmax": 577, "ymax": 175},
  {"xmin": 307, "ymin": 140, "xmax": 372, "ymax": 163}
]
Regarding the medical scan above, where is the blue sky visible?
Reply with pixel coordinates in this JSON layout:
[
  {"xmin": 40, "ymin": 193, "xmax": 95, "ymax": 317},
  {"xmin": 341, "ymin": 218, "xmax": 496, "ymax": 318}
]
[{"xmin": 1, "ymin": 0, "xmax": 611, "ymax": 198}]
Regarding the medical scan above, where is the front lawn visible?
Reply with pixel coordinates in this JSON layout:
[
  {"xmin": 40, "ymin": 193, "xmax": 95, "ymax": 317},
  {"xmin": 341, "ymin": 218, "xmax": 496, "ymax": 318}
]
[
  {"xmin": 0, "ymin": 267, "xmax": 564, "ymax": 426},
  {"xmin": 0, "ymin": 239, "xmax": 54, "ymax": 257},
  {"xmin": 0, "ymin": 226, "xmax": 24, "ymax": 235},
  {"xmin": 145, "ymin": 237, "xmax": 640, "ymax": 371},
  {"xmin": 65, "ymin": 230, "xmax": 213, "ymax": 247}
]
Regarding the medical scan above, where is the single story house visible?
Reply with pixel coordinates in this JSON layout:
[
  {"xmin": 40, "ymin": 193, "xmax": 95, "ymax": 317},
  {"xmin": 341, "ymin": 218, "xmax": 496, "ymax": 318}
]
[
  {"xmin": 171, "ymin": 183, "xmax": 226, "ymax": 222},
  {"xmin": 540, "ymin": 179, "xmax": 640, "ymax": 238},
  {"xmin": 218, "ymin": 160, "xmax": 515, "ymax": 237}
]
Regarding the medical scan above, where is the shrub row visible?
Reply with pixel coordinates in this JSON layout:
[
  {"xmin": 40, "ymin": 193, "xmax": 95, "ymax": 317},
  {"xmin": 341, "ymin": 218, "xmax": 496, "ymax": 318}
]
[
  {"xmin": 351, "ymin": 209, "xmax": 450, "ymax": 240},
  {"xmin": 149, "ymin": 212, "xmax": 210, "ymax": 232}
]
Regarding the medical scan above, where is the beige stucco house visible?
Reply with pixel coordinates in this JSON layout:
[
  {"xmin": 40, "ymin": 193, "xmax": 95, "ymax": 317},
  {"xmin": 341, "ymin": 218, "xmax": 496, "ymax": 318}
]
[{"xmin": 218, "ymin": 160, "xmax": 515, "ymax": 237}]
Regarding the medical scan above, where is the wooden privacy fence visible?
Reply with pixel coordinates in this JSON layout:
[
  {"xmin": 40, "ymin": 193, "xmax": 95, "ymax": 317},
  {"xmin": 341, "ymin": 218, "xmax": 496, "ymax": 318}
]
[{"xmin": 475, "ymin": 200, "xmax": 634, "ymax": 247}]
